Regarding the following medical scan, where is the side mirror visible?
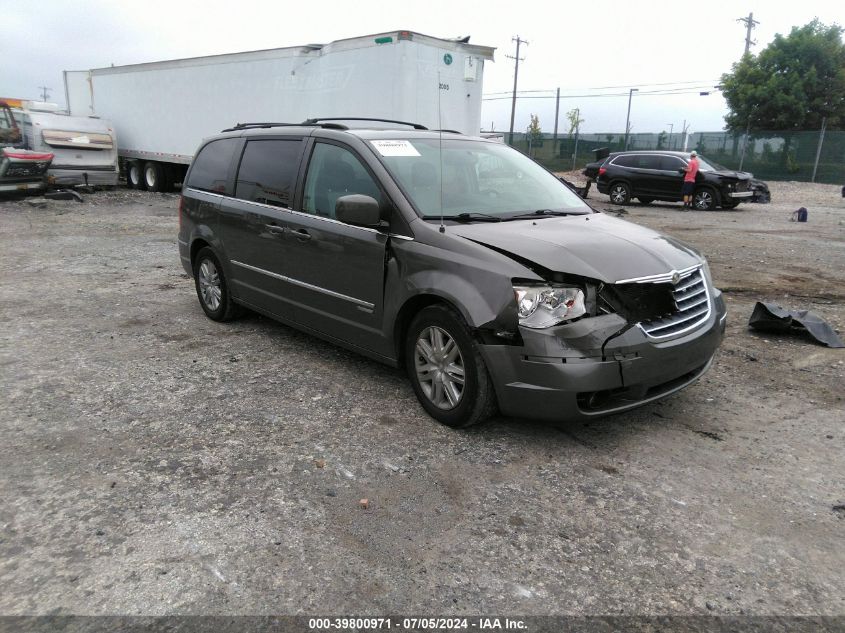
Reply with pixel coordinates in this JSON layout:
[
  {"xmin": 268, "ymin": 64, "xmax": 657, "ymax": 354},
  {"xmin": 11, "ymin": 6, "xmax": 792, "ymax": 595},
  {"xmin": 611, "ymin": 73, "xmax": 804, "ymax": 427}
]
[
  {"xmin": 677, "ymin": 169, "xmax": 686, "ymax": 175},
  {"xmin": 335, "ymin": 194, "xmax": 381, "ymax": 227}
]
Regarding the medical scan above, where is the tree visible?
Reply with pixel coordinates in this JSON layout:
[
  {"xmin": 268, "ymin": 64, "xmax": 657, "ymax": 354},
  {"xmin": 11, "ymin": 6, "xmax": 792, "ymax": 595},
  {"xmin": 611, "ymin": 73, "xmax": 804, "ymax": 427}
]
[
  {"xmin": 526, "ymin": 114, "xmax": 542, "ymax": 142},
  {"xmin": 720, "ymin": 20, "xmax": 845, "ymax": 131},
  {"xmin": 565, "ymin": 108, "xmax": 585, "ymax": 136},
  {"xmin": 657, "ymin": 130, "xmax": 668, "ymax": 149}
]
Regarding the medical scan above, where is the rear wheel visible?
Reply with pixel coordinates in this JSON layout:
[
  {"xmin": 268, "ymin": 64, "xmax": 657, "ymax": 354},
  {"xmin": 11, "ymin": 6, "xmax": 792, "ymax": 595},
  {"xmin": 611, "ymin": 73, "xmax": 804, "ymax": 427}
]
[
  {"xmin": 193, "ymin": 247, "xmax": 241, "ymax": 322},
  {"xmin": 693, "ymin": 188, "xmax": 719, "ymax": 211},
  {"xmin": 405, "ymin": 305, "xmax": 497, "ymax": 428},
  {"xmin": 127, "ymin": 161, "xmax": 144, "ymax": 189},
  {"xmin": 144, "ymin": 161, "xmax": 166, "ymax": 192},
  {"xmin": 609, "ymin": 182, "xmax": 631, "ymax": 205}
]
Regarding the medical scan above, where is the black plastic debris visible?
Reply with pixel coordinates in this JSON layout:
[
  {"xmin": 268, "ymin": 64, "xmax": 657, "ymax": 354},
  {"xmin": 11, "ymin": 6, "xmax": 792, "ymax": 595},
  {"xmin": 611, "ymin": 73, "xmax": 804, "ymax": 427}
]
[
  {"xmin": 748, "ymin": 302, "xmax": 844, "ymax": 348},
  {"xmin": 790, "ymin": 207, "xmax": 808, "ymax": 222},
  {"xmin": 44, "ymin": 189, "xmax": 84, "ymax": 202}
]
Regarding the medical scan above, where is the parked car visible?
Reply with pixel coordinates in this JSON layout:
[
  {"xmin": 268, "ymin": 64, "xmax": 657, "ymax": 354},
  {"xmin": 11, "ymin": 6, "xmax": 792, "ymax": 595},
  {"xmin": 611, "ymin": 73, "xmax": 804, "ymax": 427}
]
[
  {"xmin": 593, "ymin": 150, "xmax": 757, "ymax": 210},
  {"xmin": 178, "ymin": 119, "xmax": 727, "ymax": 427}
]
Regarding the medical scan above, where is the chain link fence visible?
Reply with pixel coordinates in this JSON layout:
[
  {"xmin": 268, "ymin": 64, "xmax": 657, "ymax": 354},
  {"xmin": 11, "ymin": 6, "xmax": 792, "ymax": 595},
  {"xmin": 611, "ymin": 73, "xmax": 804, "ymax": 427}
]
[{"xmin": 505, "ymin": 130, "xmax": 844, "ymax": 185}]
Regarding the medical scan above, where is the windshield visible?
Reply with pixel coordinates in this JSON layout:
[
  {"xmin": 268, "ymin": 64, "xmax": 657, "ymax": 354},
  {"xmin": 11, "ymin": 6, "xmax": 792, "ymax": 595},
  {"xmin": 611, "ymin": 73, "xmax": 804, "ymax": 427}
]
[
  {"xmin": 696, "ymin": 156, "xmax": 729, "ymax": 172},
  {"xmin": 369, "ymin": 138, "xmax": 591, "ymax": 219}
]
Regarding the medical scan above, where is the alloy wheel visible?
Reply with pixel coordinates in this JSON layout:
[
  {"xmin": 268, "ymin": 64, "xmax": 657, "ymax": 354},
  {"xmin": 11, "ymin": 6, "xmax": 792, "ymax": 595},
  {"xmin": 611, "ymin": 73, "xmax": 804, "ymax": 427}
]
[
  {"xmin": 414, "ymin": 326, "xmax": 465, "ymax": 410},
  {"xmin": 198, "ymin": 259, "xmax": 222, "ymax": 311}
]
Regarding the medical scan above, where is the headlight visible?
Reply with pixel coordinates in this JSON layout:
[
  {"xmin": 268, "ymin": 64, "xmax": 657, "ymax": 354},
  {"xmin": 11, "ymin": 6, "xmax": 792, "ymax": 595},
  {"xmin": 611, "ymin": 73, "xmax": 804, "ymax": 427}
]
[{"xmin": 513, "ymin": 285, "xmax": 586, "ymax": 329}]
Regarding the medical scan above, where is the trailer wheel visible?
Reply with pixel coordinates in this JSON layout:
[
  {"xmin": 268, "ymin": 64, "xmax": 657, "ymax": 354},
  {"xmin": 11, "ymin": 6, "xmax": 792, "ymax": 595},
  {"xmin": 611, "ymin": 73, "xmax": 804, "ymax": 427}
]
[
  {"xmin": 144, "ymin": 162, "xmax": 166, "ymax": 192},
  {"xmin": 127, "ymin": 161, "xmax": 144, "ymax": 189}
]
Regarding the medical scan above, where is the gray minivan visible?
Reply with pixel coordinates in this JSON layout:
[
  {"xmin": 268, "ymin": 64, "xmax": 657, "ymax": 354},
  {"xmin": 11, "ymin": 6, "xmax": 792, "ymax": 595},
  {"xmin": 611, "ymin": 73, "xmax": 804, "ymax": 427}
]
[{"xmin": 178, "ymin": 119, "xmax": 726, "ymax": 427}]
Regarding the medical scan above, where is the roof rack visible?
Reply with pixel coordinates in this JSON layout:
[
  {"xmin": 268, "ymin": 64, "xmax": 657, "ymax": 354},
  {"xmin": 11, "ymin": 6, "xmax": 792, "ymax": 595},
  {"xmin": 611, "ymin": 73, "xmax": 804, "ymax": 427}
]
[
  {"xmin": 302, "ymin": 117, "xmax": 428, "ymax": 130},
  {"xmin": 432, "ymin": 129, "xmax": 462, "ymax": 134},
  {"xmin": 221, "ymin": 121, "xmax": 350, "ymax": 133}
]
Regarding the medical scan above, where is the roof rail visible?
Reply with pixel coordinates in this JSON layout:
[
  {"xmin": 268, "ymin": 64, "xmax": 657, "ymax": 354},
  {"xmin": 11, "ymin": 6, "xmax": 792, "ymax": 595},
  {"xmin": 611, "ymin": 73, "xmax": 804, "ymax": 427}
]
[
  {"xmin": 221, "ymin": 122, "xmax": 296, "ymax": 132},
  {"xmin": 221, "ymin": 121, "xmax": 350, "ymax": 133},
  {"xmin": 432, "ymin": 129, "xmax": 462, "ymax": 134},
  {"xmin": 302, "ymin": 117, "xmax": 428, "ymax": 130}
]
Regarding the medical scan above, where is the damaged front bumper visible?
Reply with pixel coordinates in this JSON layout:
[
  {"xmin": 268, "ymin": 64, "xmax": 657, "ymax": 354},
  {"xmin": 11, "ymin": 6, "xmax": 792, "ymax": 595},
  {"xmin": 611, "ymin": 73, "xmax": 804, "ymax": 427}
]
[{"xmin": 481, "ymin": 289, "xmax": 727, "ymax": 422}]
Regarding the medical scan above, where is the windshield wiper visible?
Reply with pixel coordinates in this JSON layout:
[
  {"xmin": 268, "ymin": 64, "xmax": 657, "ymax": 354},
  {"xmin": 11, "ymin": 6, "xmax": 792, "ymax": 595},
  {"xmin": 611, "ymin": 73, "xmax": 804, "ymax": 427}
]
[
  {"xmin": 421, "ymin": 212, "xmax": 502, "ymax": 223},
  {"xmin": 504, "ymin": 209, "xmax": 578, "ymax": 220}
]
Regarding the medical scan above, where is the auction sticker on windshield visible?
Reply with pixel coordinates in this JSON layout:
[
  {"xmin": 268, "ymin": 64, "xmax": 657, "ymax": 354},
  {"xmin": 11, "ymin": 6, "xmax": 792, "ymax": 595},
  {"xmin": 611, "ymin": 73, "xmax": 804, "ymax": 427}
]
[{"xmin": 370, "ymin": 140, "xmax": 421, "ymax": 157}]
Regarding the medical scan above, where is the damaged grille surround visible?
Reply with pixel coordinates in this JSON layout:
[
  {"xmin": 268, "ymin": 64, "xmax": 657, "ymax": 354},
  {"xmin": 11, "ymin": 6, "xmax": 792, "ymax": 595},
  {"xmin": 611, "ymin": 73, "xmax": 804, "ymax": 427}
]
[{"xmin": 607, "ymin": 265, "xmax": 712, "ymax": 340}]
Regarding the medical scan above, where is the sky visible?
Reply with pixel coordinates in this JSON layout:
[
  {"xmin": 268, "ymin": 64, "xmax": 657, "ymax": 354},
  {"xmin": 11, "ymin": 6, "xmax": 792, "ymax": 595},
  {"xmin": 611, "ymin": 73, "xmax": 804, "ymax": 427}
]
[{"xmin": 1, "ymin": 0, "xmax": 841, "ymax": 135}]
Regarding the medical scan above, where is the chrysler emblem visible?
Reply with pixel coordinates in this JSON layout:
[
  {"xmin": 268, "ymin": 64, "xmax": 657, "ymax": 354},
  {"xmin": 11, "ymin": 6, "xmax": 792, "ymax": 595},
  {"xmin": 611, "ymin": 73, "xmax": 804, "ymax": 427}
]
[{"xmin": 671, "ymin": 271, "xmax": 681, "ymax": 285}]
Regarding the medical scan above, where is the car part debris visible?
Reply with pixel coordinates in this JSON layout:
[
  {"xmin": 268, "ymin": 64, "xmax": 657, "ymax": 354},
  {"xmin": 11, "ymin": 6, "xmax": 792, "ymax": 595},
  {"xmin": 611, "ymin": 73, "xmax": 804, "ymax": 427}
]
[
  {"xmin": 44, "ymin": 189, "xmax": 83, "ymax": 202},
  {"xmin": 748, "ymin": 302, "xmax": 844, "ymax": 348}
]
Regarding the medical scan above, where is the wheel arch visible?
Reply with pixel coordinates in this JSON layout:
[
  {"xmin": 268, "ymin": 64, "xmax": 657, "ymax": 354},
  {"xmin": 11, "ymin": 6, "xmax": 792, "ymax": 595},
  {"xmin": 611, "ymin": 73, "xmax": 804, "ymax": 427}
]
[{"xmin": 393, "ymin": 294, "xmax": 466, "ymax": 371}]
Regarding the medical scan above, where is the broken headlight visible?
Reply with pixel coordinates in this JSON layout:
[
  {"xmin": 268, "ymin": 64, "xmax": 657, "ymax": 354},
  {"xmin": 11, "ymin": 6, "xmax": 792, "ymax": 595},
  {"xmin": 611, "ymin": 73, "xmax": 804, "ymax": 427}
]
[{"xmin": 513, "ymin": 285, "xmax": 586, "ymax": 329}]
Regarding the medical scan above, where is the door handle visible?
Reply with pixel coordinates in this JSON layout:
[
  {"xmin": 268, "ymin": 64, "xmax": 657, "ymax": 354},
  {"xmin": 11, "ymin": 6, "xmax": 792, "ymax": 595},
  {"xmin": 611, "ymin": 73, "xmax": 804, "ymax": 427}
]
[
  {"xmin": 265, "ymin": 224, "xmax": 286, "ymax": 235},
  {"xmin": 291, "ymin": 229, "xmax": 312, "ymax": 241}
]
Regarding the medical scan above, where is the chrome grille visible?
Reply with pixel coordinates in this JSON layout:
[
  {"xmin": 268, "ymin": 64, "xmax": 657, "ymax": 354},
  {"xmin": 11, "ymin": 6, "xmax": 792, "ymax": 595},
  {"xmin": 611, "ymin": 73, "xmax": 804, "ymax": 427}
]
[
  {"xmin": 638, "ymin": 267, "xmax": 711, "ymax": 339},
  {"xmin": 735, "ymin": 180, "xmax": 749, "ymax": 192}
]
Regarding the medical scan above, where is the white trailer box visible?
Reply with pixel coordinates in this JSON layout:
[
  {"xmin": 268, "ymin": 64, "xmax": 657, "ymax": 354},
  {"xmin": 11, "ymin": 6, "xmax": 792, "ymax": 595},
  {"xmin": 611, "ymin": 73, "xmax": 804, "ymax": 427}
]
[{"xmin": 64, "ymin": 31, "xmax": 495, "ymax": 191}]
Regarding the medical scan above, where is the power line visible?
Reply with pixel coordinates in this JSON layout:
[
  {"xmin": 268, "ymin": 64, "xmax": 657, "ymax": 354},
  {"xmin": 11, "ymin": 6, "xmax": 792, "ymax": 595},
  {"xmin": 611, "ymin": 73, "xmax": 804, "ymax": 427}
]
[
  {"xmin": 482, "ymin": 79, "xmax": 721, "ymax": 97},
  {"xmin": 482, "ymin": 87, "xmax": 722, "ymax": 101}
]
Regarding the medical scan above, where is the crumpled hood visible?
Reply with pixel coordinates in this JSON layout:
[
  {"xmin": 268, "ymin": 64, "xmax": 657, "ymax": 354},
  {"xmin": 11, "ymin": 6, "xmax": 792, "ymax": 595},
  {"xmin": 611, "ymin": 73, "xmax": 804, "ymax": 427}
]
[
  {"xmin": 709, "ymin": 169, "xmax": 751, "ymax": 181},
  {"xmin": 449, "ymin": 213, "xmax": 703, "ymax": 283}
]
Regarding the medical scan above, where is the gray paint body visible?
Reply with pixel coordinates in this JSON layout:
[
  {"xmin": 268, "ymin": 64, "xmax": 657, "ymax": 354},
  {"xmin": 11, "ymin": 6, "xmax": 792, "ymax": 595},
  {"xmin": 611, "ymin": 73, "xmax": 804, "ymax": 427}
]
[{"xmin": 179, "ymin": 127, "xmax": 726, "ymax": 422}]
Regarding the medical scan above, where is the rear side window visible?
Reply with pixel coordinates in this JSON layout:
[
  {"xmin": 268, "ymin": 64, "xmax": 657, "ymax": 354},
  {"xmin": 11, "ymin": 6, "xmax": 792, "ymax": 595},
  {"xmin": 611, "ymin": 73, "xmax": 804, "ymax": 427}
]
[
  {"xmin": 235, "ymin": 139, "xmax": 302, "ymax": 208},
  {"xmin": 186, "ymin": 138, "xmax": 239, "ymax": 195},
  {"xmin": 614, "ymin": 155, "xmax": 660, "ymax": 169},
  {"xmin": 660, "ymin": 156, "xmax": 686, "ymax": 171}
]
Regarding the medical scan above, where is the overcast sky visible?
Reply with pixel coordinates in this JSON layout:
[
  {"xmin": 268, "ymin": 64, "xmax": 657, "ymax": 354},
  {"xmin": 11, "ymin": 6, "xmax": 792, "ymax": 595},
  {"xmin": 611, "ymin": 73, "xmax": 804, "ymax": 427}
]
[{"xmin": 1, "ymin": 0, "xmax": 841, "ymax": 134}]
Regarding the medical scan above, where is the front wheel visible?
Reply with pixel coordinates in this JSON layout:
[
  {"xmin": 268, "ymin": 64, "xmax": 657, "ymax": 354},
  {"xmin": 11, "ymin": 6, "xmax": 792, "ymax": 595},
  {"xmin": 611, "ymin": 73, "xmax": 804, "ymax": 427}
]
[
  {"xmin": 609, "ymin": 182, "xmax": 631, "ymax": 205},
  {"xmin": 405, "ymin": 305, "xmax": 497, "ymax": 428},
  {"xmin": 693, "ymin": 188, "xmax": 720, "ymax": 211}
]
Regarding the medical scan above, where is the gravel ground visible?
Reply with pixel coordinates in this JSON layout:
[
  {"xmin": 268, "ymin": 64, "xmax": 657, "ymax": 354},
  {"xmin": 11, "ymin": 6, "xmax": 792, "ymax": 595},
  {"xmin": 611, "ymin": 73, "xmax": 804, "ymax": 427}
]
[{"xmin": 0, "ymin": 182, "xmax": 843, "ymax": 616}]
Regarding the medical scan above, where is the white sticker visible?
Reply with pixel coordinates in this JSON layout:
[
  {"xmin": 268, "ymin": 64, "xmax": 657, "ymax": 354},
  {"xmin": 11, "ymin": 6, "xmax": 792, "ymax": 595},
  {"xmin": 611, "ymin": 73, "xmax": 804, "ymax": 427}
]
[{"xmin": 370, "ymin": 140, "xmax": 421, "ymax": 157}]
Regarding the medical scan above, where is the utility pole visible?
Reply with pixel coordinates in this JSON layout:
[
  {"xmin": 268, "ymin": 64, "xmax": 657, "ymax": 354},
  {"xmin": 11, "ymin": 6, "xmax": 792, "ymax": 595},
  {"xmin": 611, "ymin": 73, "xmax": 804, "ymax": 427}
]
[
  {"xmin": 38, "ymin": 86, "xmax": 51, "ymax": 102},
  {"xmin": 667, "ymin": 123, "xmax": 674, "ymax": 149},
  {"xmin": 506, "ymin": 36, "xmax": 527, "ymax": 145},
  {"xmin": 737, "ymin": 12, "xmax": 759, "ymax": 56},
  {"xmin": 571, "ymin": 107, "xmax": 581, "ymax": 171},
  {"xmin": 623, "ymin": 88, "xmax": 638, "ymax": 150},
  {"xmin": 552, "ymin": 87, "xmax": 560, "ymax": 158}
]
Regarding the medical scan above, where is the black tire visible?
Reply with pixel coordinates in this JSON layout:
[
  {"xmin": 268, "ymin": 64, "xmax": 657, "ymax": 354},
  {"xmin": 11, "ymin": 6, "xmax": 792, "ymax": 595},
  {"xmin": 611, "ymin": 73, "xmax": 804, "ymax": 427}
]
[
  {"xmin": 405, "ymin": 304, "xmax": 497, "ymax": 428},
  {"xmin": 144, "ymin": 161, "xmax": 166, "ymax": 192},
  {"xmin": 609, "ymin": 182, "xmax": 631, "ymax": 205},
  {"xmin": 127, "ymin": 161, "xmax": 144, "ymax": 189},
  {"xmin": 192, "ymin": 247, "xmax": 241, "ymax": 322},
  {"xmin": 637, "ymin": 197, "xmax": 654, "ymax": 205},
  {"xmin": 693, "ymin": 187, "xmax": 720, "ymax": 211}
]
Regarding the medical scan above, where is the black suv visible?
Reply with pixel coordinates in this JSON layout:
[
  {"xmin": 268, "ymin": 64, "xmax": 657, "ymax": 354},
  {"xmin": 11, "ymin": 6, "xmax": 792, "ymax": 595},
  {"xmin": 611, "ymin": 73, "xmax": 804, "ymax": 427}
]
[
  {"xmin": 178, "ymin": 119, "xmax": 726, "ymax": 427},
  {"xmin": 592, "ymin": 150, "xmax": 754, "ymax": 210}
]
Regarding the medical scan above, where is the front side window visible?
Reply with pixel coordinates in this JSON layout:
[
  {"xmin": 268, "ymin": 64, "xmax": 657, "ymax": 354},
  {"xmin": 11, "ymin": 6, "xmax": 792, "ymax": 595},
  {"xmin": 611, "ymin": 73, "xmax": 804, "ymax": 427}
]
[
  {"xmin": 372, "ymin": 138, "xmax": 589, "ymax": 219},
  {"xmin": 302, "ymin": 143, "xmax": 383, "ymax": 218},
  {"xmin": 235, "ymin": 139, "xmax": 302, "ymax": 208},
  {"xmin": 186, "ymin": 138, "xmax": 239, "ymax": 195}
]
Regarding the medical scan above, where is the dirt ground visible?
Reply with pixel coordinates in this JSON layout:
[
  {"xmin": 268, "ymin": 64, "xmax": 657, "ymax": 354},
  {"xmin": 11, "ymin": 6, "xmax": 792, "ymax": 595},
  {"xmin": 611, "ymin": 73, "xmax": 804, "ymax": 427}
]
[{"xmin": 0, "ymin": 180, "xmax": 843, "ymax": 617}]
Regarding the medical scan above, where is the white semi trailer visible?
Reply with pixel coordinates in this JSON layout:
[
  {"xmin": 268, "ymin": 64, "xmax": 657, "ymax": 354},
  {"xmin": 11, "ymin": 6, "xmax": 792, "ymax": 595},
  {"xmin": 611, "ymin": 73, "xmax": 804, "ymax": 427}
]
[{"xmin": 64, "ymin": 30, "xmax": 495, "ymax": 191}]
